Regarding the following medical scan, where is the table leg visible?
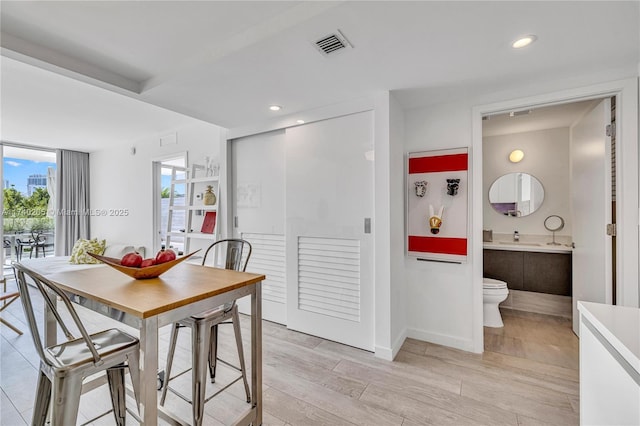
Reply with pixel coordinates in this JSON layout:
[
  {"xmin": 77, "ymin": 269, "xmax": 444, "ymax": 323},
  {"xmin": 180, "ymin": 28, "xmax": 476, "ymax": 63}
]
[
  {"xmin": 251, "ymin": 282, "xmax": 262, "ymax": 425},
  {"xmin": 139, "ymin": 316, "xmax": 159, "ymax": 425}
]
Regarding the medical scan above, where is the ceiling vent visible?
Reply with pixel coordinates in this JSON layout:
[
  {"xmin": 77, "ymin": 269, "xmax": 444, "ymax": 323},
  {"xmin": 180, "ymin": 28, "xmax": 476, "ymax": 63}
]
[
  {"xmin": 314, "ymin": 30, "xmax": 352, "ymax": 56},
  {"xmin": 509, "ymin": 109, "xmax": 532, "ymax": 117}
]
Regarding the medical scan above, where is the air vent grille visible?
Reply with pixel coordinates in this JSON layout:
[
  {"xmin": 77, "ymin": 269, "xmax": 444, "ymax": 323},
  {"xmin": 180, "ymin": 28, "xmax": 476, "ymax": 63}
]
[
  {"xmin": 509, "ymin": 109, "xmax": 532, "ymax": 117},
  {"xmin": 314, "ymin": 30, "xmax": 351, "ymax": 56}
]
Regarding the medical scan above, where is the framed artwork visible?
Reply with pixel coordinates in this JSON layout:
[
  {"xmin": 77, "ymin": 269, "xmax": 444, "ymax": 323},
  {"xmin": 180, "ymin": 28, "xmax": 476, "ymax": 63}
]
[{"xmin": 406, "ymin": 147, "xmax": 469, "ymax": 263}]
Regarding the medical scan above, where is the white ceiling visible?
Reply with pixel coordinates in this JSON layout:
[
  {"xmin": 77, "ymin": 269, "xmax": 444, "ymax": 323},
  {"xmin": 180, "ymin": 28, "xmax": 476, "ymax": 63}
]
[
  {"xmin": 1, "ymin": 56, "xmax": 202, "ymax": 152},
  {"xmin": 1, "ymin": 1, "xmax": 638, "ymax": 151},
  {"xmin": 482, "ymin": 100, "xmax": 599, "ymax": 137}
]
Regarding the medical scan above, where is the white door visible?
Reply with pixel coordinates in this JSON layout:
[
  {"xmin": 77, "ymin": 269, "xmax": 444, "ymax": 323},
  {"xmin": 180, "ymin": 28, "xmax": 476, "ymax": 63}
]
[
  {"xmin": 571, "ymin": 98, "xmax": 612, "ymax": 334},
  {"xmin": 232, "ymin": 130, "xmax": 287, "ymax": 325},
  {"xmin": 285, "ymin": 111, "xmax": 374, "ymax": 351}
]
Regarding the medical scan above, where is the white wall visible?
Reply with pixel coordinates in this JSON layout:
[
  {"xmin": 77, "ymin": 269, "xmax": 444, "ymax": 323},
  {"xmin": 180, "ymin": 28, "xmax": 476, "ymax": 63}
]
[
  {"xmin": 374, "ymin": 91, "xmax": 408, "ymax": 359},
  {"xmin": 483, "ymin": 127, "xmax": 571, "ymax": 236},
  {"xmin": 389, "ymin": 94, "xmax": 407, "ymax": 356},
  {"xmin": 404, "ymin": 102, "xmax": 476, "ymax": 350},
  {"xmin": 374, "ymin": 92, "xmax": 393, "ymax": 358},
  {"xmin": 90, "ymin": 120, "xmax": 223, "ymax": 253}
]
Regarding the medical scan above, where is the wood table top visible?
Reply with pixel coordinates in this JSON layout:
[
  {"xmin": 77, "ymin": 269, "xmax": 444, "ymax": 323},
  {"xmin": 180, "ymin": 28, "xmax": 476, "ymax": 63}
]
[{"xmin": 47, "ymin": 263, "xmax": 265, "ymax": 319}]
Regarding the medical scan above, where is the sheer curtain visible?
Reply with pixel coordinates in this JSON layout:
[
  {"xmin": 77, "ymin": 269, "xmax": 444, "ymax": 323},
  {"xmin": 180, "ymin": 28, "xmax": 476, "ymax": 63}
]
[
  {"xmin": 46, "ymin": 166, "xmax": 55, "ymax": 218},
  {"xmin": 55, "ymin": 150, "xmax": 90, "ymax": 255}
]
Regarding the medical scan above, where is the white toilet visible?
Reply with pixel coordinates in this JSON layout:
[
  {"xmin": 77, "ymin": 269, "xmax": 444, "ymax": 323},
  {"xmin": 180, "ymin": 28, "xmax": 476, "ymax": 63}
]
[{"xmin": 483, "ymin": 278, "xmax": 509, "ymax": 327}]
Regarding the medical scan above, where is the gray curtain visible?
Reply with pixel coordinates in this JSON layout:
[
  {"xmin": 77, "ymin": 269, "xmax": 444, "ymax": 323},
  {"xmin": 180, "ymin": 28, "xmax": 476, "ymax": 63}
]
[{"xmin": 54, "ymin": 150, "xmax": 90, "ymax": 255}]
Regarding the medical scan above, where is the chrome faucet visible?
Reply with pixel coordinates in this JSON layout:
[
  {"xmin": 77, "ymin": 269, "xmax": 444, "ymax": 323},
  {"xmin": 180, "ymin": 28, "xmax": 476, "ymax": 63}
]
[{"xmin": 513, "ymin": 231, "xmax": 520, "ymax": 242}]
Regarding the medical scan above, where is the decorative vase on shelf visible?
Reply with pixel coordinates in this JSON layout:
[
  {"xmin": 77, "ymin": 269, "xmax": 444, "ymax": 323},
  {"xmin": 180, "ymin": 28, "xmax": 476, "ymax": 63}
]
[{"xmin": 203, "ymin": 185, "xmax": 216, "ymax": 206}]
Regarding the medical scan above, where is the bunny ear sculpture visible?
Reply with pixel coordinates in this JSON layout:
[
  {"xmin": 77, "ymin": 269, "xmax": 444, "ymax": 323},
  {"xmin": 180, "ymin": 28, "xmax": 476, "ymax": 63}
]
[
  {"xmin": 414, "ymin": 181, "xmax": 428, "ymax": 197},
  {"xmin": 429, "ymin": 205, "xmax": 444, "ymax": 235}
]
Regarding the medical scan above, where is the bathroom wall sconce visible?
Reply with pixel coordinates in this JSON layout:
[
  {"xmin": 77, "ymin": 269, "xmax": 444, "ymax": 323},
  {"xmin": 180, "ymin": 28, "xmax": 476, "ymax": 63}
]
[{"xmin": 509, "ymin": 149, "xmax": 524, "ymax": 163}]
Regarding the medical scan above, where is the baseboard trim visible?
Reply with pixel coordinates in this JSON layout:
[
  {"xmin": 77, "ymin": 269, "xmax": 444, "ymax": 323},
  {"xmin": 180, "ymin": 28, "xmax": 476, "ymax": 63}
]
[
  {"xmin": 374, "ymin": 345, "xmax": 393, "ymax": 360},
  {"xmin": 375, "ymin": 328, "xmax": 408, "ymax": 360},
  {"xmin": 391, "ymin": 328, "xmax": 408, "ymax": 359},
  {"xmin": 406, "ymin": 327, "xmax": 477, "ymax": 353}
]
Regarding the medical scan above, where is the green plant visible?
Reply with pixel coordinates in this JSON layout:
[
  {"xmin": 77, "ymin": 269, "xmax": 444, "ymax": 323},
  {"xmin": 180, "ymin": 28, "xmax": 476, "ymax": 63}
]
[
  {"xmin": 3, "ymin": 218, "xmax": 26, "ymax": 233},
  {"xmin": 29, "ymin": 217, "xmax": 53, "ymax": 232}
]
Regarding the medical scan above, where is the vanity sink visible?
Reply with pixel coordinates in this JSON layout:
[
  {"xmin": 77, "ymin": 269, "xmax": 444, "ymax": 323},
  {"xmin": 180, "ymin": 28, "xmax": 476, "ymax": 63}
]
[{"xmin": 484, "ymin": 240, "xmax": 572, "ymax": 253}]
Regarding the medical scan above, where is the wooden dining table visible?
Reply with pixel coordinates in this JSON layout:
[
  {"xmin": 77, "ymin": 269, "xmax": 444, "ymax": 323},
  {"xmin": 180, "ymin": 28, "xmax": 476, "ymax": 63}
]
[{"xmin": 42, "ymin": 262, "xmax": 265, "ymax": 425}]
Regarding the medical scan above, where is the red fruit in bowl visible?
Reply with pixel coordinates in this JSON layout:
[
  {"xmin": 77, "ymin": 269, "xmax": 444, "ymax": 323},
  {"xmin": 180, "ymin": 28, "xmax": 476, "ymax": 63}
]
[
  {"xmin": 155, "ymin": 249, "xmax": 177, "ymax": 264},
  {"xmin": 121, "ymin": 252, "xmax": 143, "ymax": 267},
  {"xmin": 140, "ymin": 258, "xmax": 156, "ymax": 268}
]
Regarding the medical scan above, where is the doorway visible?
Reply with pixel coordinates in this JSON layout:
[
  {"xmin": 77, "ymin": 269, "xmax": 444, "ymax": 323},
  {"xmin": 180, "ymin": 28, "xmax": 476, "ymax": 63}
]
[
  {"xmin": 482, "ymin": 99, "xmax": 614, "ymax": 324},
  {"xmin": 152, "ymin": 154, "xmax": 187, "ymax": 254},
  {"xmin": 471, "ymin": 78, "xmax": 639, "ymax": 353}
]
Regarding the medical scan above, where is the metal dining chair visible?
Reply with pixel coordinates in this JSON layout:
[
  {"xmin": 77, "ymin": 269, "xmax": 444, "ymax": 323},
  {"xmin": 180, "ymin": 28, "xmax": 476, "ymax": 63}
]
[
  {"xmin": 3, "ymin": 238, "xmax": 11, "ymax": 258},
  {"xmin": 160, "ymin": 238, "xmax": 252, "ymax": 426},
  {"xmin": 30, "ymin": 230, "xmax": 48, "ymax": 258},
  {"xmin": 13, "ymin": 262, "xmax": 141, "ymax": 426},
  {"xmin": 15, "ymin": 238, "xmax": 33, "ymax": 260}
]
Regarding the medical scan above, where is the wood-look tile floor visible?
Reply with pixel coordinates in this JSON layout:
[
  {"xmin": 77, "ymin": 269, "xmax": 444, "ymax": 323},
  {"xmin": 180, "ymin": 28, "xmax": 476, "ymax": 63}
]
[{"xmin": 1, "ymin": 279, "xmax": 579, "ymax": 425}]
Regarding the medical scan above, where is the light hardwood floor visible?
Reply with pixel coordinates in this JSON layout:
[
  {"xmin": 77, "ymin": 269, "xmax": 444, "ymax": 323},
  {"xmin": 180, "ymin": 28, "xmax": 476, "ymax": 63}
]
[{"xmin": 1, "ymin": 278, "xmax": 579, "ymax": 425}]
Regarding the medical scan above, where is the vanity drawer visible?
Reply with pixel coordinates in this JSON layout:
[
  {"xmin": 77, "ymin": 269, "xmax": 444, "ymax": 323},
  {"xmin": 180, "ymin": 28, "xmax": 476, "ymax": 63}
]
[
  {"xmin": 483, "ymin": 249, "xmax": 572, "ymax": 296},
  {"xmin": 483, "ymin": 249, "xmax": 524, "ymax": 290},
  {"xmin": 523, "ymin": 252, "xmax": 572, "ymax": 296}
]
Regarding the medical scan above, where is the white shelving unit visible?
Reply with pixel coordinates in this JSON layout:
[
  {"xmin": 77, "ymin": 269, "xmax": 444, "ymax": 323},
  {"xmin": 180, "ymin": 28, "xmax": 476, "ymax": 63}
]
[
  {"xmin": 165, "ymin": 163, "xmax": 220, "ymax": 260},
  {"xmin": 184, "ymin": 164, "xmax": 220, "ymax": 258}
]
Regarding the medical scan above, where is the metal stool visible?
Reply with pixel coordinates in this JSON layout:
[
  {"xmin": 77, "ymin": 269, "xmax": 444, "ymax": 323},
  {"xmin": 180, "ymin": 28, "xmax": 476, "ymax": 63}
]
[
  {"xmin": 14, "ymin": 263, "xmax": 141, "ymax": 426},
  {"xmin": 0, "ymin": 277, "xmax": 22, "ymax": 335},
  {"xmin": 160, "ymin": 239, "xmax": 252, "ymax": 426}
]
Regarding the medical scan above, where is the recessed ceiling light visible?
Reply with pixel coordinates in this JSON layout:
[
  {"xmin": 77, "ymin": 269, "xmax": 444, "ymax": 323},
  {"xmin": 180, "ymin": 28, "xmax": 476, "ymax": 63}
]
[
  {"xmin": 512, "ymin": 35, "xmax": 537, "ymax": 49},
  {"xmin": 269, "ymin": 105, "xmax": 282, "ymax": 111},
  {"xmin": 296, "ymin": 119, "xmax": 305, "ymax": 124}
]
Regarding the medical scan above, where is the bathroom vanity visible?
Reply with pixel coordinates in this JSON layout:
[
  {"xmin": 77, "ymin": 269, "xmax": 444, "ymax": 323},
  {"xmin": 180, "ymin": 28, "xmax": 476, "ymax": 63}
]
[{"xmin": 483, "ymin": 241, "xmax": 572, "ymax": 296}]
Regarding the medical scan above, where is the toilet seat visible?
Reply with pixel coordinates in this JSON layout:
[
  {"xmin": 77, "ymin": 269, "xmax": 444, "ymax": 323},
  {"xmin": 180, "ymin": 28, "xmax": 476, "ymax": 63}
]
[{"xmin": 483, "ymin": 278, "xmax": 507, "ymax": 290}]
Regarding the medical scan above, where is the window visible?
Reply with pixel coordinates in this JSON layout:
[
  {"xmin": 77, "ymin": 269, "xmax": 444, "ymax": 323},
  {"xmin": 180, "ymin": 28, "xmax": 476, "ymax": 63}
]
[{"xmin": 1, "ymin": 145, "xmax": 56, "ymax": 273}]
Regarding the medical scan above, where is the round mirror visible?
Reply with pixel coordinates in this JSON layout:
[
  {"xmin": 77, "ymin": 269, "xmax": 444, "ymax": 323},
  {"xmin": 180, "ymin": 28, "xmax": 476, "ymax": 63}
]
[
  {"xmin": 488, "ymin": 173, "xmax": 544, "ymax": 217},
  {"xmin": 544, "ymin": 215, "xmax": 565, "ymax": 232},
  {"xmin": 544, "ymin": 215, "xmax": 565, "ymax": 245}
]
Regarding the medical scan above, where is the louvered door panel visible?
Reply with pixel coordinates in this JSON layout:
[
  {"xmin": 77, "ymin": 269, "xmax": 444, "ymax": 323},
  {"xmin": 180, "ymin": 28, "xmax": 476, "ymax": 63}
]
[
  {"xmin": 298, "ymin": 237, "xmax": 360, "ymax": 322},
  {"xmin": 242, "ymin": 233, "xmax": 286, "ymax": 305}
]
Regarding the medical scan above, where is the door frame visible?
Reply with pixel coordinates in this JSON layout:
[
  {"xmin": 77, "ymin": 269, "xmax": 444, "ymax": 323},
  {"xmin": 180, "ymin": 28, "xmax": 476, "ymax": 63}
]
[
  {"xmin": 471, "ymin": 78, "xmax": 639, "ymax": 353},
  {"xmin": 151, "ymin": 151, "xmax": 188, "ymax": 253}
]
